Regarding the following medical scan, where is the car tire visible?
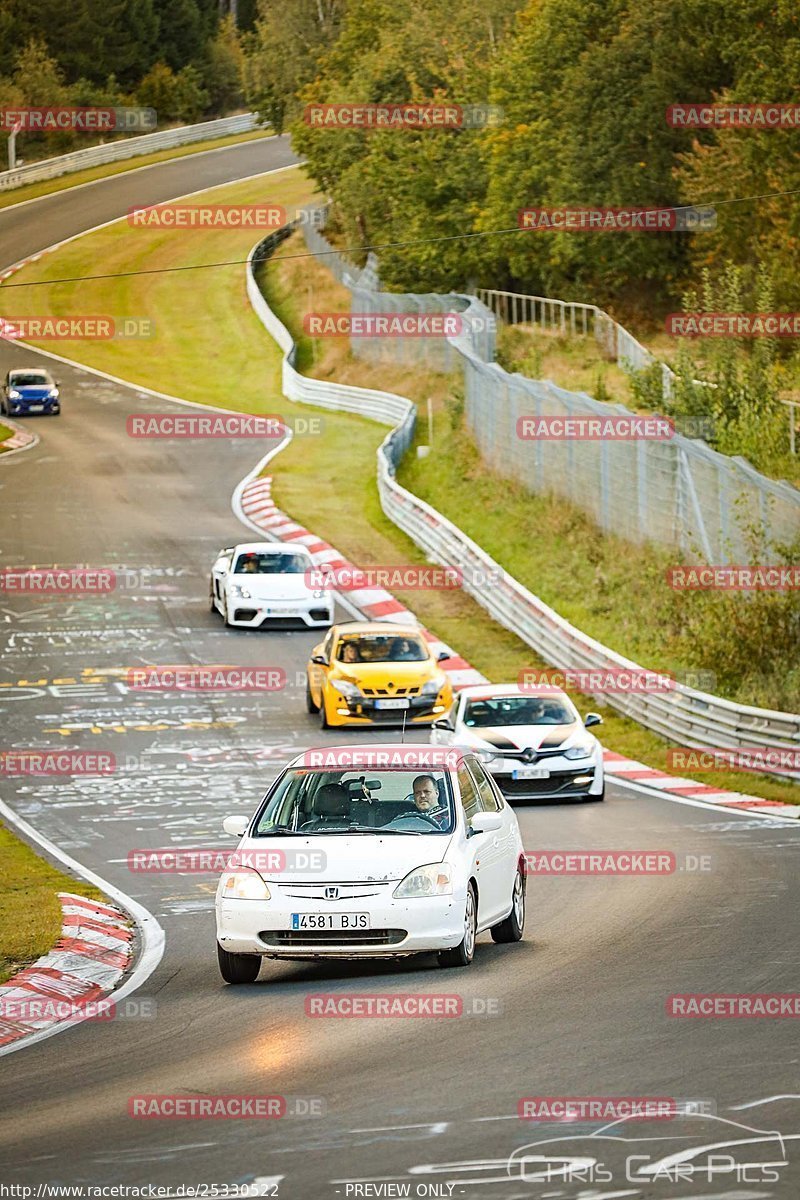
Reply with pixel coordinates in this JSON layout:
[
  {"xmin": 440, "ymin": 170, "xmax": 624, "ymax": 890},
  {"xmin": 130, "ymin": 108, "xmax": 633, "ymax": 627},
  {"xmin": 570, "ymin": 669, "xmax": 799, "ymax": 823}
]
[
  {"xmin": 222, "ymin": 598, "xmax": 232, "ymax": 628},
  {"xmin": 209, "ymin": 582, "xmax": 217, "ymax": 613},
  {"xmin": 305, "ymin": 677, "xmax": 319, "ymax": 713},
  {"xmin": 437, "ymin": 883, "xmax": 477, "ymax": 968},
  {"xmin": 217, "ymin": 943, "xmax": 261, "ymax": 984},
  {"xmin": 319, "ymin": 692, "xmax": 330, "ymax": 729},
  {"xmin": 51, "ymin": 407, "xmax": 61, "ymax": 415},
  {"xmin": 490, "ymin": 868, "xmax": 525, "ymax": 943}
]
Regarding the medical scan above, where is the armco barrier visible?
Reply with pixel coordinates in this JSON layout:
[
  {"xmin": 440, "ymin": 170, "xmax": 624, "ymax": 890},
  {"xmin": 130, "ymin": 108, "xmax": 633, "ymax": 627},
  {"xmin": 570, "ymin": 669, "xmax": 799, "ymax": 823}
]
[
  {"xmin": 0, "ymin": 113, "xmax": 259, "ymax": 192},
  {"xmin": 246, "ymin": 223, "xmax": 800, "ymax": 782}
]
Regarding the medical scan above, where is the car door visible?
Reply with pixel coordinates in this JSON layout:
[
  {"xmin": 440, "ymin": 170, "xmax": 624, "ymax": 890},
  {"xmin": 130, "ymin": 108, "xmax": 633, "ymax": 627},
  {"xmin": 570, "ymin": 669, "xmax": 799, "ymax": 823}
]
[
  {"xmin": 468, "ymin": 756, "xmax": 519, "ymax": 913},
  {"xmin": 308, "ymin": 628, "xmax": 334, "ymax": 703},
  {"xmin": 457, "ymin": 762, "xmax": 506, "ymax": 929},
  {"xmin": 211, "ymin": 550, "xmax": 233, "ymax": 609}
]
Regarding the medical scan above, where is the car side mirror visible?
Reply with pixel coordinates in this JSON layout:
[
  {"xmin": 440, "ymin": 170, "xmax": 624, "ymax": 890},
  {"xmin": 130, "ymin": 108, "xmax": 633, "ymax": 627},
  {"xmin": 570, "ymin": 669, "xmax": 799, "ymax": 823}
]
[
  {"xmin": 432, "ymin": 718, "xmax": 453, "ymax": 731},
  {"xmin": 222, "ymin": 815, "xmax": 249, "ymax": 837},
  {"xmin": 437, "ymin": 650, "xmax": 451, "ymax": 661},
  {"xmin": 584, "ymin": 713, "xmax": 603, "ymax": 728},
  {"xmin": 469, "ymin": 811, "xmax": 503, "ymax": 835},
  {"xmin": 311, "ymin": 654, "xmax": 327, "ymax": 665}
]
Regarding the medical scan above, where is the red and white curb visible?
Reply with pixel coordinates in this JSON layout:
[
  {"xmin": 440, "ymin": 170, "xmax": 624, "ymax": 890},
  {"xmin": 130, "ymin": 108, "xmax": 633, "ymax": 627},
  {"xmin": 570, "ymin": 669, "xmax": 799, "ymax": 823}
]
[
  {"xmin": 0, "ymin": 414, "xmax": 38, "ymax": 456},
  {"xmin": 239, "ymin": 475, "xmax": 798, "ymax": 820},
  {"xmin": 0, "ymin": 893, "xmax": 133, "ymax": 1050}
]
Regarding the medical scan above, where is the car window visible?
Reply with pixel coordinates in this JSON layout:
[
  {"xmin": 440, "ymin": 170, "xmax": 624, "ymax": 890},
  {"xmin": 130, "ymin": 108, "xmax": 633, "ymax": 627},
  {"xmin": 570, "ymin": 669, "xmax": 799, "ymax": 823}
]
[
  {"xmin": 463, "ymin": 695, "xmax": 576, "ymax": 726},
  {"xmin": 468, "ymin": 758, "xmax": 504, "ymax": 812},
  {"xmin": 334, "ymin": 634, "xmax": 428, "ymax": 663},
  {"xmin": 456, "ymin": 765, "xmax": 482, "ymax": 822},
  {"xmin": 234, "ymin": 552, "xmax": 308, "ymax": 574},
  {"xmin": 253, "ymin": 769, "xmax": 455, "ymax": 835}
]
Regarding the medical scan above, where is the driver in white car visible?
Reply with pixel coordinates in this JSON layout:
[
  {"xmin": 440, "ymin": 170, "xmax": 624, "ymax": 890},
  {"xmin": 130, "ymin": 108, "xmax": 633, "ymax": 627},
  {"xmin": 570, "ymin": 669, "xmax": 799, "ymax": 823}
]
[{"xmin": 412, "ymin": 775, "xmax": 450, "ymax": 829}]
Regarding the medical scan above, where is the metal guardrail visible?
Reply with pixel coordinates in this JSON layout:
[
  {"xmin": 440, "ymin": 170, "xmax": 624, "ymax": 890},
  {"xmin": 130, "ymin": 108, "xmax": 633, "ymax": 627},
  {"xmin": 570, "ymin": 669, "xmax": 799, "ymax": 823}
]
[
  {"xmin": 246, "ymin": 222, "xmax": 800, "ymax": 781},
  {"xmin": 0, "ymin": 113, "xmax": 260, "ymax": 192}
]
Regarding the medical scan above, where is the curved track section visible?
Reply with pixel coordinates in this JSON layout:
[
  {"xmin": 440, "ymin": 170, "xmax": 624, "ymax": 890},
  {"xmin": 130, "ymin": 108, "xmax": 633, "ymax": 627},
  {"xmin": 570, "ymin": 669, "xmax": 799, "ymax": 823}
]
[{"xmin": 0, "ymin": 141, "xmax": 798, "ymax": 1199}]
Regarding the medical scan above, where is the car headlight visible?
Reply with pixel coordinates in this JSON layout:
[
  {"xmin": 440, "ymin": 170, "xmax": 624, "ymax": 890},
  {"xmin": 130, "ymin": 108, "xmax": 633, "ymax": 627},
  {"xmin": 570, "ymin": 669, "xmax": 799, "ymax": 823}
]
[
  {"xmin": 564, "ymin": 744, "xmax": 593, "ymax": 760},
  {"xmin": 8, "ymin": 389, "xmax": 20, "ymax": 399},
  {"xmin": 218, "ymin": 868, "xmax": 271, "ymax": 900},
  {"xmin": 230, "ymin": 584, "xmax": 252, "ymax": 599},
  {"xmin": 393, "ymin": 862, "xmax": 453, "ymax": 898},
  {"xmin": 330, "ymin": 678, "xmax": 361, "ymax": 698},
  {"xmin": 420, "ymin": 673, "xmax": 446, "ymax": 698},
  {"xmin": 49, "ymin": 388, "xmax": 59, "ymax": 398}
]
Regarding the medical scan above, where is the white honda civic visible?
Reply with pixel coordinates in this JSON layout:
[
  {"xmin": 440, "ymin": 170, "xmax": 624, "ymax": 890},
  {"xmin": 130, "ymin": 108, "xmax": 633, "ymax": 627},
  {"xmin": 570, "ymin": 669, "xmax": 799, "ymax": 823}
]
[
  {"xmin": 209, "ymin": 541, "xmax": 333, "ymax": 629},
  {"xmin": 430, "ymin": 684, "xmax": 605, "ymax": 802},
  {"xmin": 215, "ymin": 745, "xmax": 526, "ymax": 983}
]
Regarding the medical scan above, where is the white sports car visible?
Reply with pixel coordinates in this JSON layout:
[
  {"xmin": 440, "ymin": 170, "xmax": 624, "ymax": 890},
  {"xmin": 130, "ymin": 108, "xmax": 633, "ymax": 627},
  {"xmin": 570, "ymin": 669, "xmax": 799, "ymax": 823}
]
[
  {"xmin": 210, "ymin": 542, "xmax": 334, "ymax": 629},
  {"xmin": 430, "ymin": 683, "xmax": 605, "ymax": 802}
]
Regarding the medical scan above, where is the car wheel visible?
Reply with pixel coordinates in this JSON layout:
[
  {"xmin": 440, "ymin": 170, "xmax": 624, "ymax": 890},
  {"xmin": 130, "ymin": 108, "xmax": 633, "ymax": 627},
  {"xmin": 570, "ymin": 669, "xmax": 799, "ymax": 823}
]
[
  {"xmin": 217, "ymin": 943, "xmax": 261, "ymax": 984},
  {"xmin": 491, "ymin": 868, "xmax": 525, "ymax": 943},
  {"xmin": 209, "ymin": 582, "xmax": 217, "ymax": 613},
  {"xmin": 319, "ymin": 691, "xmax": 330, "ymax": 728},
  {"xmin": 306, "ymin": 677, "xmax": 319, "ymax": 713},
  {"xmin": 586, "ymin": 787, "xmax": 605, "ymax": 802},
  {"xmin": 438, "ymin": 883, "xmax": 477, "ymax": 968},
  {"xmin": 222, "ymin": 598, "xmax": 232, "ymax": 627},
  {"xmin": 51, "ymin": 406, "xmax": 61, "ymax": 415}
]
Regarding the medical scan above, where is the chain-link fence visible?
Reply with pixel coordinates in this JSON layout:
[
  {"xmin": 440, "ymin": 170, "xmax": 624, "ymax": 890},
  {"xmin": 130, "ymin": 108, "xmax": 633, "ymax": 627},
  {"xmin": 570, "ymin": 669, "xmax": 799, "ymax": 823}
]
[{"xmin": 302, "ymin": 211, "xmax": 800, "ymax": 563}]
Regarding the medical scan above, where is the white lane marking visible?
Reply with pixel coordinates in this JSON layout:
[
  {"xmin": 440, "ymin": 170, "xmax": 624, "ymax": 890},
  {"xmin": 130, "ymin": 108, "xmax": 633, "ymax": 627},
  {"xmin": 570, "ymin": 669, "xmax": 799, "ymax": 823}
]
[
  {"xmin": 608, "ymin": 773, "xmax": 800, "ymax": 825},
  {"xmin": 731, "ymin": 1096, "xmax": 800, "ymax": 1110},
  {"xmin": 350, "ymin": 1123, "xmax": 449, "ymax": 1135},
  {"xmin": 0, "ymin": 132, "xmax": 286, "ymax": 215},
  {"xmin": 0, "ymin": 795, "xmax": 165, "ymax": 1058}
]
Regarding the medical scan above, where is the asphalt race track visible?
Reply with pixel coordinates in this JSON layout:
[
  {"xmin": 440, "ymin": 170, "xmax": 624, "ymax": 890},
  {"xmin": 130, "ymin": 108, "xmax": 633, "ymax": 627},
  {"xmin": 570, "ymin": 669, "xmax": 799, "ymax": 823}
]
[{"xmin": 1, "ymin": 139, "xmax": 799, "ymax": 1199}]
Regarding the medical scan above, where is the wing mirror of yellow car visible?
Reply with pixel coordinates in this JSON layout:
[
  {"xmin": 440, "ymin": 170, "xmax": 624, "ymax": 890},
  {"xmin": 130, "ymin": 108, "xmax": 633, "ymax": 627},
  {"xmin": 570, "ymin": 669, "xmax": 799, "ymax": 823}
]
[
  {"xmin": 437, "ymin": 650, "xmax": 451, "ymax": 661},
  {"xmin": 311, "ymin": 654, "xmax": 327, "ymax": 665}
]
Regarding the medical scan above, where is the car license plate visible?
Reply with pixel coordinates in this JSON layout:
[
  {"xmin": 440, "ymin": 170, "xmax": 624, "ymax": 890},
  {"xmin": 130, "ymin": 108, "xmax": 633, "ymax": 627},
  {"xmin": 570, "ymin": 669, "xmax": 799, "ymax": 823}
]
[
  {"xmin": 291, "ymin": 913, "xmax": 369, "ymax": 930},
  {"xmin": 512, "ymin": 767, "xmax": 550, "ymax": 779},
  {"xmin": 374, "ymin": 698, "xmax": 410, "ymax": 710},
  {"xmin": 29, "ymin": 404, "xmax": 43, "ymax": 412}
]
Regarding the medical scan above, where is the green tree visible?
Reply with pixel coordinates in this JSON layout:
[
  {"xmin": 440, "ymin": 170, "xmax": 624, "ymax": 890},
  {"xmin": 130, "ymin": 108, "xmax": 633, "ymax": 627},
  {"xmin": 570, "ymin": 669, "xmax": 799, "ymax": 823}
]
[{"xmin": 203, "ymin": 15, "xmax": 244, "ymax": 114}]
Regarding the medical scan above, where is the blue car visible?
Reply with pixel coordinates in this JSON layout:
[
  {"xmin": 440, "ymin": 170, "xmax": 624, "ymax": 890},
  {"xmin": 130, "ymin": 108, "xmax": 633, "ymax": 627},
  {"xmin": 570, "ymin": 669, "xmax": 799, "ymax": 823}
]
[{"xmin": 2, "ymin": 367, "xmax": 61, "ymax": 416}]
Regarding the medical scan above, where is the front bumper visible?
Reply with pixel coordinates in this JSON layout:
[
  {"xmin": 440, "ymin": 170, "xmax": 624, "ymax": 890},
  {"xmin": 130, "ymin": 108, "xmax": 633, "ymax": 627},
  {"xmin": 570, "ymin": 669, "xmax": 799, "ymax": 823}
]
[
  {"xmin": 217, "ymin": 888, "xmax": 465, "ymax": 958},
  {"xmin": 228, "ymin": 600, "xmax": 333, "ymax": 628},
  {"xmin": 488, "ymin": 755, "xmax": 602, "ymax": 800},
  {"xmin": 325, "ymin": 692, "xmax": 449, "ymax": 727},
  {"xmin": 7, "ymin": 397, "xmax": 59, "ymax": 415}
]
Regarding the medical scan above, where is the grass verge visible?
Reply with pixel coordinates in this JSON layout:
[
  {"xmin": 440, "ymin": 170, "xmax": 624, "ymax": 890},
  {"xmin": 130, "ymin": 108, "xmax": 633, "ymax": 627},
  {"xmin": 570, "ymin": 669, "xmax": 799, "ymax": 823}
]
[
  {"xmin": 4, "ymin": 177, "xmax": 796, "ymax": 805},
  {"xmin": 0, "ymin": 422, "xmax": 13, "ymax": 452},
  {"xmin": 0, "ymin": 128, "xmax": 274, "ymax": 212},
  {"xmin": 0, "ymin": 823, "xmax": 104, "ymax": 985}
]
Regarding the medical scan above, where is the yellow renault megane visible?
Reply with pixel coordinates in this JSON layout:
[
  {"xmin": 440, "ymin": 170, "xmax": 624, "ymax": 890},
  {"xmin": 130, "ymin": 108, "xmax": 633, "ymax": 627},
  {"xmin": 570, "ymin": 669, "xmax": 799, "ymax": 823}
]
[{"xmin": 305, "ymin": 622, "xmax": 454, "ymax": 728}]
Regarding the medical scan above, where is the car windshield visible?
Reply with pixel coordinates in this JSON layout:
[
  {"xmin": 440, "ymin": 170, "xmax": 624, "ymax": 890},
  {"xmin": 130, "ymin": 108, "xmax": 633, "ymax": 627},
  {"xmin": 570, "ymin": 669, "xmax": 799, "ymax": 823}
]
[
  {"xmin": 253, "ymin": 769, "xmax": 455, "ymax": 835},
  {"xmin": 10, "ymin": 373, "xmax": 50, "ymax": 387},
  {"xmin": 464, "ymin": 696, "xmax": 576, "ymax": 726},
  {"xmin": 234, "ymin": 552, "xmax": 307, "ymax": 575},
  {"xmin": 335, "ymin": 634, "xmax": 428, "ymax": 663}
]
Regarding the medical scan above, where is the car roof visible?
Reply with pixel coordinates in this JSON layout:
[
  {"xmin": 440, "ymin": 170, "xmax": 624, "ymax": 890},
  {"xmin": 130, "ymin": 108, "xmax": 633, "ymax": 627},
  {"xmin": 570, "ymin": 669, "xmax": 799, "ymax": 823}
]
[
  {"xmin": 9, "ymin": 367, "xmax": 52, "ymax": 377},
  {"xmin": 331, "ymin": 621, "xmax": 423, "ymax": 637},
  {"xmin": 458, "ymin": 683, "xmax": 570, "ymax": 701},
  {"xmin": 232, "ymin": 542, "xmax": 311, "ymax": 556}
]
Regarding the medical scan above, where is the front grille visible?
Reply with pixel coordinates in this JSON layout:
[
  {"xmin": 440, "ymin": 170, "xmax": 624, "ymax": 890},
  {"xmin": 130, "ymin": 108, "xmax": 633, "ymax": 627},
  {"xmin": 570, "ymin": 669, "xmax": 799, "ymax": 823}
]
[
  {"xmin": 309, "ymin": 608, "xmax": 330, "ymax": 621},
  {"xmin": 279, "ymin": 882, "xmax": 391, "ymax": 900},
  {"xmin": 361, "ymin": 686, "xmax": 421, "ymax": 696},
  {"xmin": 494, "ymin": 771, "xmax": 595, "ymax": 797},
  {"xmin": 234, "ymin": 608, "xmax": 258, "ymax": 621},
  {"xmin": 262, "ymin": 928, "xmax": 407, "ymax": 946}
]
